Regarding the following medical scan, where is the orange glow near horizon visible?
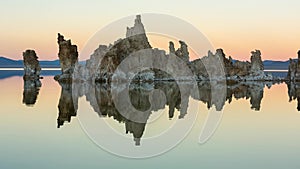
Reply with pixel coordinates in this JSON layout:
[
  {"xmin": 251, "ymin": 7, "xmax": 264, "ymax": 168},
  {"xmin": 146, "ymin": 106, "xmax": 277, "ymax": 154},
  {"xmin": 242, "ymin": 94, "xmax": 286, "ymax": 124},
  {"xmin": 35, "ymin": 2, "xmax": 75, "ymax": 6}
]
[
  {"xmin": 1, "ymin": 29, "xmax": 298, "ymax": 62},
  {"xmin": 1, "ymin": 0, "xmax": 300, "ymax": 62}
]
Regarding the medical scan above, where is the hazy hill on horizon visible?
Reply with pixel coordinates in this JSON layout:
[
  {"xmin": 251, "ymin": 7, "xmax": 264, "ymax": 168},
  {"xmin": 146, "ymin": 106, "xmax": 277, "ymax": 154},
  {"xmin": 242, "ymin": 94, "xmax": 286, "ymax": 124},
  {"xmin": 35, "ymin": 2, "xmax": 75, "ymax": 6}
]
[
  {"xmin": 0, "ymin": 56, "xmax": 290, "ymax": 70},
  {"xmin": 0, "ymin": 56, "xmax": 86, "ymax": 68}
]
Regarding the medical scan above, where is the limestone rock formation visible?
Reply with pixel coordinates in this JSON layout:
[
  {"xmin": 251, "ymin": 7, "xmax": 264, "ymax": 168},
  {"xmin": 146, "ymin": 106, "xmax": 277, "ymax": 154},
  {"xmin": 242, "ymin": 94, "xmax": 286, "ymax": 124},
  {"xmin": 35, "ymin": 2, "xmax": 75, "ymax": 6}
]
[
  {"xmin": 287, "ymin": 50, "xmax": 300, "ymax": 81},
  {"xmin": 294, "ymin": 50, "xmax": 300, "ymax": 78},
  {"xmin": 169, "ymin": 41, "xmax": 175, "ymax": 54},
  {"xmin": 126, "ymin": 15, "xmax": 146, "ymax": 38},
  {"xmin": 74, "ymin": 15, "xmax": 275, "ymax": 82},
  {"xmin": 287, "ymin": 58, "xmax": 297, "ymax": 81},
  {"xmin": 95, "ymin": 15, "xmax": 151, "ymax": 82},
  {"xmin": 77, "ymin": 15, "xmax": 194, "ymax": 83},
  {"xmin": 54, "ymin": 33, "xmax": 78, "ymax": 82},
  {"xmin": 232, "ymin": 60, "xmax": 251, "ymax": 76},
  {"xmin": 23, "ymin": 50, "xmax": 41, "ymax": 80},
  {"xmin": 173, "ymin": 41, "xmax": 189, "ymax": 62},
  {"xmin": 250, "ymin": 50, "xmax": 264, "ymax": 75},
  {"xmin": 190, "ymin": 49, "xmax": 271, "ymax": 81}
]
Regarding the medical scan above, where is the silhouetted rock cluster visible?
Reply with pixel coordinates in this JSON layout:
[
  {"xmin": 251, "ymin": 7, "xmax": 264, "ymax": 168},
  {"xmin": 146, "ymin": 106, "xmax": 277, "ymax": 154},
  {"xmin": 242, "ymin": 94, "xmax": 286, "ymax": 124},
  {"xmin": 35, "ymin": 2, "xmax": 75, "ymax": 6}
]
[
  {"xmin": 71, "ymin": 15, "xmax": 277, "ymax": 83},
  {"xmin": 190, "ymin": 48, "xmax": 272, "ymax": 81},
  {"xmin": 54, "ymin": 33, "xmax": 78, "ymax": 82},
  {"xmin": 23, "ymin": 49, "xmax": 41, "ymax": 80}
]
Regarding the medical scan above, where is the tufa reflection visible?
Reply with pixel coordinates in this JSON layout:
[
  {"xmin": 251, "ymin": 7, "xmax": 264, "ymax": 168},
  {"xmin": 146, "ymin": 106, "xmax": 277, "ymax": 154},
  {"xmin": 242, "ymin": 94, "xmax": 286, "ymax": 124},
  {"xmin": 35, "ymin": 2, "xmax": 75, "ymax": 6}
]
[
  {"xmin": 22, "ymin": 79, "xmax": 41, "ymax": 106},
  {"xmin": 55, "ymin": 78, "xmax": 273, "ymax": 145}
]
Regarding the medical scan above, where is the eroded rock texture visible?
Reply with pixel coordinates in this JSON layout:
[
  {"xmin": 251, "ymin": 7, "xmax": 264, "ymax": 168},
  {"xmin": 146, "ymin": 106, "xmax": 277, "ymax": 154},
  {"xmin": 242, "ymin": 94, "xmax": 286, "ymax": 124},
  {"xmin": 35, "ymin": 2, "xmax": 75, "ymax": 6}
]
[
  {"xmin": 190, "ymin": 49, "xmax": 271, "ymax": 81},
  {"xmin": 126, "ymin": 15, "xmax": 146, "ymax": 38},
  {"xmin": 287, "ymin": 50, "xmax": 300, "ymax": 81},
  {"xmin": 74, "ymin": 15, "xmax": 274, "ymax": 83},
  {"xmin": 250, "ymin": 50, "xmax": 264, "ymax": 75},
  {"xmin": 190, "ymin": 49, "xmax": 250, "ymax": 80},
  {"xmin": 55, "ymin": 33, "xmax": 78, "ymax": 82},
  {"xmin": 174, "ymin": 41, "xmax": 189, "ymax": 63},
  {"xmin": 23, "ymin": 50, "xmax": 41, "ymax": 80},
  {"xmin": 95, "ymin": 15, "xmax": 151, "ymax": 83}
]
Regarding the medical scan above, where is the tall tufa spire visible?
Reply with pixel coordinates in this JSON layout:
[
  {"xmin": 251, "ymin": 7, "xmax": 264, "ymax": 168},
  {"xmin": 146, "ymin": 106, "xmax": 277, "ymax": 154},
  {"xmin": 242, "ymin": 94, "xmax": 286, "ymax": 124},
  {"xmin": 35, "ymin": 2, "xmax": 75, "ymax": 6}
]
[{"xmin": 126, "ymin": 15, "xmax": 146, "ymax": 38}]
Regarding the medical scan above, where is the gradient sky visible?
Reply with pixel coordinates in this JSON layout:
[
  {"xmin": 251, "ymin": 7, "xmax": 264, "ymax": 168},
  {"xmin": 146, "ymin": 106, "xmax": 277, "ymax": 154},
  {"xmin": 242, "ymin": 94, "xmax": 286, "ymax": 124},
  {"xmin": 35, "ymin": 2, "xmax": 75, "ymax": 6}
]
[{"xmin": 0, "ymin": 0, "xmax": 299, "ymax": 61}]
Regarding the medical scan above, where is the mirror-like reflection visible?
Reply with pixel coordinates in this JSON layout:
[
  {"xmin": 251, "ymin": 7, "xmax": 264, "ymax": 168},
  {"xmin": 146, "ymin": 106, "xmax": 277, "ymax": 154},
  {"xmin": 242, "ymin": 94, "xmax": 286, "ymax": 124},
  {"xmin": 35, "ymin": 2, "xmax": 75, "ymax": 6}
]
[
  {"xmin": 93, "ymin": 82, "xmax": 186, "ymax": 146},
  {"xmin": 57, "ymin": 82, "xmax": 78, "ymax": 128},
  {"xmin": 226, "ymin": 82, "xmax": 265, "ymax": 111},
  {"xmin": 22, "ymin": 79, "xmax": 41, "ymax": 106},
  {"xmin": 192, "ymin": 81, "xmax": 269, "ymax": 111},
  {"xmin": 287, "ymin": 82, "xmax": 300, "ymax": 111},
  {"xmin": 56, "ymin": 80, "xmax": 277, "ymax": 145}
]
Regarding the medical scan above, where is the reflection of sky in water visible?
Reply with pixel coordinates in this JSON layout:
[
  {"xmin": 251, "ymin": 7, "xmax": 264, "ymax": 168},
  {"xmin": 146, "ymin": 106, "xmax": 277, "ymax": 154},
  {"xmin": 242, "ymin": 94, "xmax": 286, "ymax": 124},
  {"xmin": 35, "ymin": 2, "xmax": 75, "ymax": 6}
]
[{"xmin": 1, "ymin": 76, "xmax": 300, "ymax": 168}]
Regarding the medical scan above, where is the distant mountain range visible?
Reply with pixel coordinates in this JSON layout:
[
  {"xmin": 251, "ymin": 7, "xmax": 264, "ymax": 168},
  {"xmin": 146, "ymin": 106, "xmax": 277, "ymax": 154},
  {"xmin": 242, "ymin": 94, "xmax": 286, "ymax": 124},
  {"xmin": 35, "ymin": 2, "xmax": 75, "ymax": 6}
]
[
  {"xmin": 263, "ymin": 60, "xmax": 291, "ymax": 70},
  {"xmin": 0, "ymin": 56, "xmax": 85, "ymax": 68},
  {"xmin": 0, "ymin": 56, "xmax": 290, "ymax": 70}
]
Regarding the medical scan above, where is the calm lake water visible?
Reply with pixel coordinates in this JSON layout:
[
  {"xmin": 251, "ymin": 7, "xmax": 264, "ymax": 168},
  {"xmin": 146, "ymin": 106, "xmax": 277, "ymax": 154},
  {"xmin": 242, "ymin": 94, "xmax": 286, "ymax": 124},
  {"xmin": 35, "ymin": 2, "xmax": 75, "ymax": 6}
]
[{"xmin": 1, "ymin": 70, "xmax": 300, "ymax": 169}]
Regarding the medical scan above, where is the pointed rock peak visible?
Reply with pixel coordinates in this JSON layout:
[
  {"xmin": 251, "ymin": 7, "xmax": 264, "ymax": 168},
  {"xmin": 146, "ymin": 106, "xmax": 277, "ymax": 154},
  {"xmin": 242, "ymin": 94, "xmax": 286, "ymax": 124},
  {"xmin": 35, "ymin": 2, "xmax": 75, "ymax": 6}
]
[
  {"xmin": 216, "ymin": 49, "xmax": 225, "ymax": 58},
  {"xmin": 135, "ymin": 15, "xmax": 142, "ymax": 24},
  {"xmin": 250, "ymin": 49, "xmax": 264, "ymax": 72},
  {"xmin": 208, "ymin": 50, "xmax": 213, "ymax": 57},
  {"xmin": 57, "ymin": 33, "xmax": 65, "ymax": 44},
  {"xmin": 251, "ymin": 49, "xmax": 261, "ymax": 57},
  {"xmin": 169, "ymin": 41, "xmax": 175, "ymax": 54},
  {"xmin": 126, "ymin": 15, "xmax": 146, "ymax": 37},
  {"xmin": 179, "ymin": 40, "xmax": 187, "ymax": 47},
  {"xmin": 176, "ymin": 40, "xmax": 189, "ymax": 62}
]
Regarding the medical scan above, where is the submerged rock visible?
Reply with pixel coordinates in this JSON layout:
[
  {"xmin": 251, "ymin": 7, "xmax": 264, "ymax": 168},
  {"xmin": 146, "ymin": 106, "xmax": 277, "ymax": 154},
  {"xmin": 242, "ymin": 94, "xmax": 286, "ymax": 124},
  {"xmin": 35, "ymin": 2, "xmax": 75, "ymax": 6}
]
[
  {"xmin": 23, "ymin": 50, "xmax": 41, "ymax": 80},
  {"xmin": 54, "ymin": 33, "xmax": 78, "ymax": 82}
]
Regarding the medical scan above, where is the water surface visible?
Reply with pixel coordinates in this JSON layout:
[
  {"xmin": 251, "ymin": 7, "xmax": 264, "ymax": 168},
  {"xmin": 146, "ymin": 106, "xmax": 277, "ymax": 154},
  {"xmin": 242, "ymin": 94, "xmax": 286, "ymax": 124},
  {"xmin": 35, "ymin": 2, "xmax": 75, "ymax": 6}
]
[{"xmin": 1, "ymin": 73, "xmax": 300, "ymax": 169}]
